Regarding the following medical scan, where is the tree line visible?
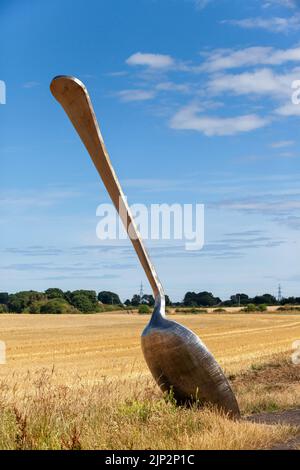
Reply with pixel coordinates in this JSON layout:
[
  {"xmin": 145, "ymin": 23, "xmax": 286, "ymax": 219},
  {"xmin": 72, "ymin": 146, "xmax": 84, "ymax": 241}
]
[
  {"xmin": 0, "ymin": 289, "xmax": 298, "ymax": 314},
  {"xmin": 183, "ymin": 291, "xmax": 300, "ymax": 307},
  {"xmin": 0, "ymin": 289, "xmax": 172, "ymax": 314}
]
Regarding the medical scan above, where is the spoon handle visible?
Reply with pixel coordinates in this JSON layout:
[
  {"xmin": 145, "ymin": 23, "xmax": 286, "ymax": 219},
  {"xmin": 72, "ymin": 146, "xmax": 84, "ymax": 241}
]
[{"xmin": 50, "ymin": 76, "xmax": 164, "ymax": 301}]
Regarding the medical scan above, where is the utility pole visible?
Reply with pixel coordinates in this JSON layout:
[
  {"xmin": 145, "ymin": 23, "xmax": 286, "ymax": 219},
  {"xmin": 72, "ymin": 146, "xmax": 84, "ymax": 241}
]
[
  {"xmin": 277, "ymin": 284, "xmax": 282, "ymax": 302},
  {"xmin": 139, "ymin": 282, "xmax": 144, "ymax": 301}
]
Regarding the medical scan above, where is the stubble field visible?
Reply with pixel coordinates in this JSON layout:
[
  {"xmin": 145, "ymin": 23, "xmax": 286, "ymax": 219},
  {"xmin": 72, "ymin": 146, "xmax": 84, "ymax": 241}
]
[{"xmin": 0, "ymin": 312, "xmax": 299, "ymax": 450}]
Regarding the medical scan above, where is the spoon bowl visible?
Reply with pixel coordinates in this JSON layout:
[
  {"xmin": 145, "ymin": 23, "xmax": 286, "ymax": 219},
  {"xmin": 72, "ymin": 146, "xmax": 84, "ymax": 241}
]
[{"xmin": 142, "ymin": 301, "xmax": 240, "ymax": 417}]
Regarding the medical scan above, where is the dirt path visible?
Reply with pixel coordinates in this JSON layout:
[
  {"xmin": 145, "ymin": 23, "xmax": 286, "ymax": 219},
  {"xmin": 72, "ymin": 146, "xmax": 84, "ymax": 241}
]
[{"xmin": 248, "ymin": 409, "xmax": 300, "ymax": 450}]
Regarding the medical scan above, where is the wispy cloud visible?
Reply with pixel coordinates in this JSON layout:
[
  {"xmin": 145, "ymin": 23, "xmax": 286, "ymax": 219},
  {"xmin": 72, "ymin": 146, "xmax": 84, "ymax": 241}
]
[
  {"xmin": 3, "ymin": 261, "xmax": 134, "ymax": 273},
  {"xmin": 117, "ymin": 89, "xmax": 156, "ymax": 102},
  {"xmin": 41, "ymin": 274, "xmax": 119, "ymax": 281},
  {"xmin": 191, "ymin": 0, "xmax": 213, "ymax": 9},
  {"xmin": 106, "ymin": 71, "xmax": 128, "ymax": 77},
  {"xmin": 117, "ymin": 44, "xmax": 300, "ymax": 137},
  {"xmin": 169, "ymin": 104, "xmax": 269, "ymax": 136},
  {"xmin": 155, "ymin": 81, "xmax": 190, "ymax": 93},
  {"xmin": 207, "ymin": 67, "xmax": 298, "ymax": 99},
  {"xmin": 22, "ymin": 81, "xmax": 39, "ymax": 89},
  {"xmin": 0, "ymin": 188, "xmax": 81, "ymax": 209},
  {"xmin": 126, "ymin": 52, "xmax": 175, "ymax": 69},
  {"xmin": 263, "ymin": 0, "xmax": 298, "ymax": 8},
  {"xmin": 275, "ymin": 102, "xmax": 300, "ymax": 115},
  {"xmin": 270, "ymin": 140, "xmax": 295, "ymax": 148},
  {"xmin": 213, "ymin": 192, "xmax": 300, "ymax": 218},
  {"xmin": 221, "ymin": 14, "xmax": 300, "ymax": 33},
  {"xmin": 200, "ymin": 46, "xmax": 300, "ymax": 72},
  {"xmin": 4, "ymin": 246, "xmax": 63, "ymax": 256}
]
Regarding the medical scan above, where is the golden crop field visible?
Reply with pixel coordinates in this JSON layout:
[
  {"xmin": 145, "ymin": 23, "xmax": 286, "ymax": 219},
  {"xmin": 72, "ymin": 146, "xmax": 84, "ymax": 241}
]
[
  {"xmin": 0, "ymin": 312, "xmax": 300, "ymax": 450},
  {"xmin": 1, "ymin": 312, "xmax": 299, "ymax": 378}
]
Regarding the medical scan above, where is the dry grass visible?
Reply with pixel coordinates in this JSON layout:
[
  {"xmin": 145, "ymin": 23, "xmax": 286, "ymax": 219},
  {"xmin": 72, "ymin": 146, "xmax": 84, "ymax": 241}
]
[{"xmin": 0, "ymin": 313, "xmax": 299, "ymax": 449}]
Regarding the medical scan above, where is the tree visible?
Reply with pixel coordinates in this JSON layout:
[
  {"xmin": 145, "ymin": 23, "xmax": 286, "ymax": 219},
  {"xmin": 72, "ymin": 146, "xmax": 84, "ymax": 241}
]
[
  {"xmin": 69, "ymin": 290, "xmax": 98, "ymax": 313},
  {"xmin": 63, "ymin": 291, "xmax": 73, "ymax": 303},
  {"xmin": 252, "ymin": 294, "xmax": 276, "ymax": 305},
  {"xmin": 7, "ymin": 295, "xmax": 23, "ymax": 313},
  {"xmin": 197, "ymin": 292, "xmax": 221, "ymax": 306},
  {"xmin": 40, "ymin": 299, "xmax": 68, "ymax": 314},
  {"xmin": 183, "ymin": 292, "xmax": 198, "ymax": 306},
  {"xmin": 98, "ymin": 291, "xmax": 121, "ymax": 305},
  {"xmin": 183, "ymin": 291, "xmax": 220, "ymax": 307},
  {"xmin": 0, "ymin": 304, "xmax": 8, "ymax": 313},
  {"xmin": 131, "ymin": 294, "xmax": 141, "ymax": 306},
  {"xmin": 0, "ymin": 293, "xmax": 9, "ymax": 305},
  {"xmin": 141, "ymin": 294, "xmax": 155, "ymax": 306},
  {"xmin": 280, "ymin": 297, "xmax": 300, "ymax": 305},
  {"xmin": 45, "ymin": 288, "xmax": 64, "ymax": 299},
  {"xmin": 7, "ymin": 291, "xmax": 46, "ymax": 313},
  {"xmin": 165, "ymin": 295, "xmax": 172, "ymax": 306},
  {"xmin": 230, "ymin": 293, "xmax": 249, "ymax": 306},
  {"xmin": 124, "ymin": 299, "xmax": 131, "ymax": 306}
]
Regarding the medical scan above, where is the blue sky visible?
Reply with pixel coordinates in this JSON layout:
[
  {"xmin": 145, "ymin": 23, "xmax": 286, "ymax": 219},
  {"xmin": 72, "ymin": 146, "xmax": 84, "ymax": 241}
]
[{"xmin": 1, "ymin": 0, "xmax": 300, "ymax": 301}]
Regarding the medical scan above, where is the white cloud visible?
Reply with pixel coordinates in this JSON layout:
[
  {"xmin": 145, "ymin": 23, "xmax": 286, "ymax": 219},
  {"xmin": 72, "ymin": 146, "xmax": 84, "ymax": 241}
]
[
  {"xmin": 0, "ymin": 189, "xmax": 80, "ymax": 209},
  {"xmin": 192, "ymin": 0, "xmax": 212, "ymax": 9},
  {"xmin": 275, "ymin": 102, "xmax": 300, "ymax": 115},
  {"xmin": 169, "ymin": 104, "xmax": 269, "ymax": 136},
  {"xmin": 126, "ymin": 52, "xmax": 174, "ymax": 69},
  {"xmin": 263, "ymin": 0, "xmax": 297, "ymax": 8},
  {"xmin": 117, "ymin": 89, "xmax": 156, "ymax": 102},
  {"xmin": 155, "ymin": 81, "xmax": 190, "ymax": 92},
  {"xmin": 270, "ymin": 140, "xmax": 295, "ymax": 147},
  {"xmin": 208, "ymin": 68, "xmax": 298, "ymax": 98},
  {"xmin": 218, "ymin": 200, "xmax": 300, "ymax": 211},
  {"xmin": 222, "ymin": 14, "xmax": 300, "ymax": 33},
  {"xmin": 279, "ymin": 151, "xmax": 296, "ymax": 157},
  {"xmin": 201, "ymin": 46, "xmax": 300, "ymax": 72},
  {"xmin": 22, "ymin": 81, "xmax": 39, "ymax": 89}
]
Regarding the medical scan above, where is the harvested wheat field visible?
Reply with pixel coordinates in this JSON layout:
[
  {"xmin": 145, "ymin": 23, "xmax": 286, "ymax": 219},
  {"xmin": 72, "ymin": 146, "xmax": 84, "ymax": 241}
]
[{"xmin": 0, "ymin": 313, "xmax": 300, "ymax": 450}]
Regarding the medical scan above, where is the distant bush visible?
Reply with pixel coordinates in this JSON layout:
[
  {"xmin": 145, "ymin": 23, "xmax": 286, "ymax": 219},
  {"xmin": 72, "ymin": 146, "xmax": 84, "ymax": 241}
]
[
  {"xmin": 243, "ymin": 304, "xmax": 257, "ymax": 313},
  {"xmin": 175, "ymin": 308, "xmax": 207, "ymax": 314},
  {"xmin": 138, "ymin": 304, "xmax": 151, "ymax": 314},
  {"xmin": 0, "ymin": 304, "xmax": 8, "ymax": 313},
  {"xmin": 277, "ymin": 305, "xmax": 300, "ymax": 312},
  {"xmin": 258, "ymin": 304, "xmax": 267, "ymax": 312},
  {"xmin": 27, "ymin": 301, "xmax": 45, "ymax": 314},
  {"xmin": 102, "ymin": 304, "xmax": 125, "ymax": 312},
  {"xmin": 39, "ymin": 299, "xmax": 80, "ymax": 314},
  {"xmin": 214, "ymin": 308, "xmax": 226, "ymax": 313},
  {"xmin": 40, "ymin": 299, "xmax": 68, "ymax": 314}
]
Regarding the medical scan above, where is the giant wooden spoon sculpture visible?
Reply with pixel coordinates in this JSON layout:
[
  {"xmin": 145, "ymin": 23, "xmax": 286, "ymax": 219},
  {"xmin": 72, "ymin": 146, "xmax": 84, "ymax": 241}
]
[{"xmin": 50, "ymin": 76, "xmax": 240, "ymax": 418}]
